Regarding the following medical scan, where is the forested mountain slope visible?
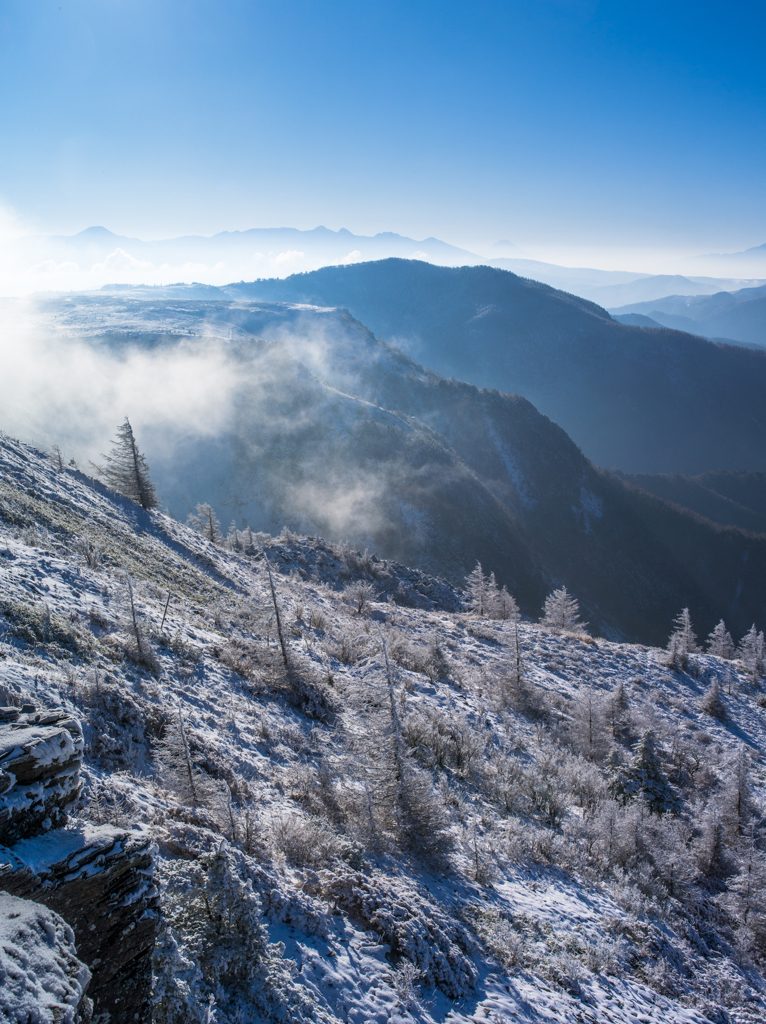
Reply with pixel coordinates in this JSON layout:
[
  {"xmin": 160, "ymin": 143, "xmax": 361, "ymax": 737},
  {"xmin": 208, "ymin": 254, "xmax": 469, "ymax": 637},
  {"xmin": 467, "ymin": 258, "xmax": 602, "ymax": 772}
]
[
  {"xmin": 621, "ymin": 471, "xmax": 766, "ymax": 535},
  {"xmin": 9, "ymin": 293, "xmax": 766, "ymax": 646},
  {"xmin": 2, "ymin": 435, "xmax": 766, "ymax": 1024},
  {"xmin": 234, "ymin": 259, "xmax": 766, "ymax": 473}
]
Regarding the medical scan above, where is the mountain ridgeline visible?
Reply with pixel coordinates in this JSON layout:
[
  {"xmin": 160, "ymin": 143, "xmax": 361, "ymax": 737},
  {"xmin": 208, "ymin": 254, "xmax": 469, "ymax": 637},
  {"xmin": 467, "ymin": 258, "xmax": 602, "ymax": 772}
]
[
  {"xmin": 15, "ymin": 291, "xmax": 766, "ymax": 647},
  {"xmin": 234, "ymin": 259, "xmax": 766, "ymax": 474}
]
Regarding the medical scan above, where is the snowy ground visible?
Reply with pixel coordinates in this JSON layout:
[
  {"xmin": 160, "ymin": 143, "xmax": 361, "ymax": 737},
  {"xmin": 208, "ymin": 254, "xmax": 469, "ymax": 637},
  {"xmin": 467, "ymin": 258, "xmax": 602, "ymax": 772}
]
[{"xmin": 2, "ymin": 433, "xmax": 765, "ymax": 1024}]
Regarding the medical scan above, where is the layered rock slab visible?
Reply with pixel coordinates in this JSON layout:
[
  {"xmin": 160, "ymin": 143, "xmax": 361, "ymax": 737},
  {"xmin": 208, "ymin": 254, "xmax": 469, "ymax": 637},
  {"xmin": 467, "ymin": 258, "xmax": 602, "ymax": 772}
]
[{"xmin": 0, "ymin": 709, "xmax": 159, "ymax": 1024}]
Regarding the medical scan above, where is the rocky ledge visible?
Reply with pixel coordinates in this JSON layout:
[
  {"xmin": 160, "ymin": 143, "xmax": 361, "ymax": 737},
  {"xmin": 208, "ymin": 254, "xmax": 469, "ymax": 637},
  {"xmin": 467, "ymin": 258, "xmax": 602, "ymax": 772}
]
[{"xmin": 0, "ymin": 707, "xmax": 159, "ymax": 1024}]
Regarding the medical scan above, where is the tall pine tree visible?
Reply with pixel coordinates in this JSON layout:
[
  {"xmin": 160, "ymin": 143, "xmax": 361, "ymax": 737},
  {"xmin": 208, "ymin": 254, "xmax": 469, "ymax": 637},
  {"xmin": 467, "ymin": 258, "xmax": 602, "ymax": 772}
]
[{"xmin": 98, "ymin": 417, "xmax": 158, "ymax": 510}]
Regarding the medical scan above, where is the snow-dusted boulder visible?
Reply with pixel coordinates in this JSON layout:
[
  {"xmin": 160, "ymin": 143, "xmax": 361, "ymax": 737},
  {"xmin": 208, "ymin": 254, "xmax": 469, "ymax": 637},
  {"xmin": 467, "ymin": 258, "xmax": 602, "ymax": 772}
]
[
  {"xmin": 0, "ymin": 891, "xmax": 91, "ymax": 1023},
  {"xmin": 0, "ymin": 709, "xmax": 83, "ymax": 844},
  {"xmin": 0, "ymin": 823, "xmax": 158, "ymax": 1024}
]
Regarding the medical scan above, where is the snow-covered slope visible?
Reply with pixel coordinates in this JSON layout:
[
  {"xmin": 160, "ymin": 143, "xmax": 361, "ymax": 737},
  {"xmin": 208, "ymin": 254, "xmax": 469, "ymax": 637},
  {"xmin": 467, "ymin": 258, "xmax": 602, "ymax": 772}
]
[{"xmin": 2, "ymin": 434, "xmax": 766, "ymax": 1023}]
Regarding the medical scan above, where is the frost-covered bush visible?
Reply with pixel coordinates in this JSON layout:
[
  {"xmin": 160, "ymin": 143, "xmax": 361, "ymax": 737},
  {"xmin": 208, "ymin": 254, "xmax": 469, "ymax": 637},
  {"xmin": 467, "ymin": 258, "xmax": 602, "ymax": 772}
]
[
  {"xmin": 305, "ymin": 870, "xmax": 479, "ymax": 999},
  {"xmin": 343, "ymin": 579, "xmax": 378, "ymax": 614},
  {"xmin": 157, "ymin": 845, "xmax": 316, "ymax": 1024}
]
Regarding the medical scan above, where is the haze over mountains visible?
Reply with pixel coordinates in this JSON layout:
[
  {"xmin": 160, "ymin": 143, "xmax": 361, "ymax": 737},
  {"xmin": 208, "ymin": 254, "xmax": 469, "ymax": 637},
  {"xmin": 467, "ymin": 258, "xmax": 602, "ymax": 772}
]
[
  {"xmin": 612, "ymin": 282, "xmax": 766, "ymax": 349},
  {"xmin": 235, "ymin": 259, "xmax": 766, "ymax": 473},
  {"xmin": 3, "ymin": 287, "xmax": 766, "ymax": 646},
  {"xmin": 4, "ymin": 224, "xmax": 765, "ymax": 311}
]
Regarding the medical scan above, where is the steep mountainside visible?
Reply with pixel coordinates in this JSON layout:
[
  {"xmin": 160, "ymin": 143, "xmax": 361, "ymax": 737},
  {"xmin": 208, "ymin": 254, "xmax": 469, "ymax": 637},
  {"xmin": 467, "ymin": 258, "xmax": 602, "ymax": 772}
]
[
  {"xmin": 8, "ymin": 294, "xmax": 766, "ymax": 647},
  {"xmin": 623, "ymin": 471, "xmax": 766, "ymax": 534},
  {"xmin": 231, "ymin": 259, "xmax": 766, "ymax": 473},
  {"xmin": 1, "ymin": 436, "xmax": 766, "ymax": 1024}
]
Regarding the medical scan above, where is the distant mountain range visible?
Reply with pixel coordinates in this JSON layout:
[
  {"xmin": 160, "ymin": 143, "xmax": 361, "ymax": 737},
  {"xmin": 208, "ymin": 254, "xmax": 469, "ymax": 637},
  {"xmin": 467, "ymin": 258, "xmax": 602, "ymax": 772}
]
[
  {"xmin": 683, "ymin": 241, "xmax": 766, "ymax": 277},
  {"xmin": 227, "ymin": 258, "xmax": 766, "ymax": 474},
  {"xmin": 484, "ymin": 260, "xmax": 764, "ymax": 307},
  {"xmin": 7, "ymin": 224, "xmax": 764, "ymax": 311},
  {"xmin": 611, "ymin": 282, "xmax": 766, "ymax": 349},
  {"xmin": 10, "ymin": 290, "xmax": 766, "ymax": 645}
]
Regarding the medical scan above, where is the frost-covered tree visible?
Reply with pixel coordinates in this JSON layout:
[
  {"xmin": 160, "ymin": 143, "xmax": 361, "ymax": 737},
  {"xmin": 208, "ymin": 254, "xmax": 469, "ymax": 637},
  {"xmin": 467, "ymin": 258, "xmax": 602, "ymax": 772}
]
[
  {"xmin": 152, "ymin": 925, "xmax": 211, "ymax": 1024},
  {"xmin": 572, "ymin": 688, "xmax": 609, "ymax": 761},
  {"xmin": 187, "ymin": 503, "xmax": 222, "ymax": 544},
  {"xmin": 668, "ymin": 607, "xmax": 699, "ymax": 654},
  {"xmin": 349, "ymin": 629, "xmax": 452, "ymax": 862},
  {"xmin": 701, "ymin": 677, "xmax": 727, "ymax": 720},
  {"xmin": 666, "ymin": 607, "xmax": 699, "ymax": 669},
  {"xmin": 495, "ymin": 586, "xmax": 519, "ymax": 622},
  {"xmin": 465, "ymin": 562, "xmax": 492, "ymax": 616},
  {"xmin": 97, "ymin": 417, "xmax": 158, "ymax": 509},
  {"xmin": 607, "ymin": 680, "xmax": 630, "ymax": 742},
  {"xmin": 738, "ymin": 625, "xmax": 765, "ymax": 677},
  {"xmin": 717, "ymin": 824, "xmax": 766, "ymax": 946},
  {"xmin": 707, "ymin": 619, "xmax": 735, "ymax": 659},
  {"xmin": 540, "ymin": 586, "xmax": 585, "ymax": 633},
  {"xmin": 722, "ymin": 745, "xmax": 753, "ymax": 835},
  {"xmin": 158, "ymin": 706, "xmax": 218, "ymax": 809},
  {"xmin": 226, "ymin": 521, "xmax": 241, "ymax": 551},
  {"xmin": 610, "ymin": 730, "xmax": 679, "ymax": 815}
]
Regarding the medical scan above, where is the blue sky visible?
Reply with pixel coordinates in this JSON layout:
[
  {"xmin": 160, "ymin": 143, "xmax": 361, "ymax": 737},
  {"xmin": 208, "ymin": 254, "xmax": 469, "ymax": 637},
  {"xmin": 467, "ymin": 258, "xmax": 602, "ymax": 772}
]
[{"xmin": 0, "ymin": 0, "xmax": 764, "ymax": 260}]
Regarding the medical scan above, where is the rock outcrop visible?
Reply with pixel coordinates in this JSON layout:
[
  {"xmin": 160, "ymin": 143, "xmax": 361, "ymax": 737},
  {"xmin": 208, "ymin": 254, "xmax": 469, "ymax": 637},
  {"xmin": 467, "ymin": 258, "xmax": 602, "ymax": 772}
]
[
  {"xmin": 0, "ymin": 706, "xmax": 83, "ymax": 844},
  {"xmin": 0, "ymin": 890, "xmax": 92, "ymax": 1023},
  {"xmin": 0, "ymin": 707, "xmax": 159, "ymax": 1024}
]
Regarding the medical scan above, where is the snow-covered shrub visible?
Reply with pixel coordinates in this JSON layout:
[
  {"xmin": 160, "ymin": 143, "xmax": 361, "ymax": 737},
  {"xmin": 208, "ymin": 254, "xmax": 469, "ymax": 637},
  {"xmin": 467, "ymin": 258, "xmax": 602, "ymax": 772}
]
[
  {"xmin": 700, "ymin": 678, "xmax": 727, "ymax": 719},
  {"xmin": 305, "ymin": 870, "xmax": 479, "ymax": 999},
  {"xmin": 74, "ymin": 531, "xmax": 102, "ymax": 569},
  {"xmin": 270, "ymin": 811, "xmax": 345, "ymax": 868},
  {"xmin": 159, "ymin": 845, "xmax": 315, "ymax": 1023},
  {"xmin": 343, "ymin": 579, "xmax": 377, "ymax": 614}
]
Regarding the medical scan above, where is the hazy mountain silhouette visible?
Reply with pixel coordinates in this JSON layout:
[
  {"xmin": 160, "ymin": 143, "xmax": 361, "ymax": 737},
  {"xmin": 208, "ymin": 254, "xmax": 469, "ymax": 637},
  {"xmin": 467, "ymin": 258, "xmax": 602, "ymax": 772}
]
[
  {"xmin": 612, "ymin": 282, "xmax": 766, "ymax": 349},
  {"xmin": 17, "ymin": 225, "xmax": 482, "ymax": 273},
  {"xmin": 229, "ymin": 259, "xmax": 766, "ymax": 473}
]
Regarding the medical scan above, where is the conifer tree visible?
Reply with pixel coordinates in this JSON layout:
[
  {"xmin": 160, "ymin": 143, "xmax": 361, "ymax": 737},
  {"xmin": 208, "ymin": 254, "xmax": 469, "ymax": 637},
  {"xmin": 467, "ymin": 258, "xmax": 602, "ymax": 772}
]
[
  {"xmin": 98, "ymin": 417, "xmax": 158, "ymax": 509},
  {"xmin": 668, "ymin": 608, "xmax": 699, "ymax": 655},
  {"xmin": 188, "ymin": 503, "xmax": 222, "ymax": 544},
  {"xmin": 496, "ymin": 586, "xmax": 518, "ymax": 622},
  {"xmin": 707, "ymin": 619, "xmax": 735, "ymax": 659},
  {"xmin": 738, "ymin": 625, "xmax": 765, "ymax": 677},
  {"xmin": 465, "ymin": 562, "xmax": 490, "ymax": 616},
  {"xmin": 541, "ymin": 586, "xmax": 585, "ymax": 633},
  {"xmin": 610, "ymin": 729, "xmax": 679, "ymax": 815}
]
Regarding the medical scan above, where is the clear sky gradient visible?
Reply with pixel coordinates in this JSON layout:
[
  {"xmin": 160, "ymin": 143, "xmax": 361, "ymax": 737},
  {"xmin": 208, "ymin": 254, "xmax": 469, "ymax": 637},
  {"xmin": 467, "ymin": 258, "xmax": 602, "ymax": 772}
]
[{"xmin": 0, "ymin": 0, "xmax": 764, "ymax": 263}]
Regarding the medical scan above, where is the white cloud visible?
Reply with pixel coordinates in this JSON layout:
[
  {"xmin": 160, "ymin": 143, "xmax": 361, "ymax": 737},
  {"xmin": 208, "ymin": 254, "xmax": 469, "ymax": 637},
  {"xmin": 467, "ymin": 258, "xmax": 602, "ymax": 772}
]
[
  {"xmin": 91, "ymin": 248, "xmax": 155, "ymax": 276},
  {"xmin": 273, "ymin": 249, "xmax": 306, "ymax": 267}
]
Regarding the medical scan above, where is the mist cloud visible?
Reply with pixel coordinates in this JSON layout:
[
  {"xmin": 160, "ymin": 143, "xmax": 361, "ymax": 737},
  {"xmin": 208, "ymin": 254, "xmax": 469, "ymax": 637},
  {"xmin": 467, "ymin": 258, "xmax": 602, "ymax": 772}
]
[{"xmin": 0, "ymin": 303, "xmax": 241, "ymax": 469}]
